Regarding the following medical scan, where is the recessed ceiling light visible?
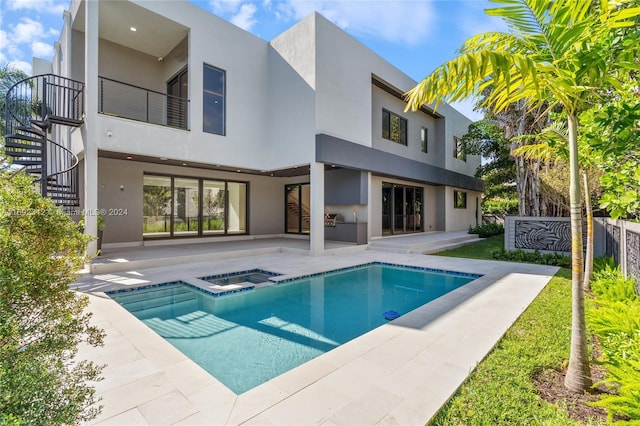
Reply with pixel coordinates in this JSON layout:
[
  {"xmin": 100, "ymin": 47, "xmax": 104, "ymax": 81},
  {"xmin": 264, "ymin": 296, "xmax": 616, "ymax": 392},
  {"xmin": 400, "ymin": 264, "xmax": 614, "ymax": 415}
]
[
  {"xmin": 236, "ymin": 169, "xmax": 241, "ymax": 173},
  {"xmin": 130, "ymin": 27, "xmax": 137, "ymax": 32},
  {"xmin": 126, "ymin": 155, "xmax": 133, "ymax": 160},
  {"xmin": 182, "ymin": 162, "xmax": 188, "ymax": 166}
]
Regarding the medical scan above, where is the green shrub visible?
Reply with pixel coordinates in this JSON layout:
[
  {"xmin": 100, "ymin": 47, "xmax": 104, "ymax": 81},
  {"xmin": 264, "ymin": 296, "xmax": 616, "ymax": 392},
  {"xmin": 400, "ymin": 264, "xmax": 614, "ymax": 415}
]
[
  {"xmin": 0, "ymin": 172, "xmax": 104, "ymax": 424},
  {"xmin": 469, "ymin": 223, "xmax": 504, "ymax": 238},
  {"xmin": 591, "ymin": 261, "xmax": 638, "ymax": 303},
  {"xmin": 483, "ymin": 199, "xmax": 518, "ymax": 215},
  {"xmin": 490, "ymin": 247, "xmax": 571, "ymax": 267},
  {"xmin": 590, "ymin": 358, "xmax": 640, "ymax": 424},
  {"xmin": 588, "ymin": 265, "xmax": 640, "ymax": 423}
]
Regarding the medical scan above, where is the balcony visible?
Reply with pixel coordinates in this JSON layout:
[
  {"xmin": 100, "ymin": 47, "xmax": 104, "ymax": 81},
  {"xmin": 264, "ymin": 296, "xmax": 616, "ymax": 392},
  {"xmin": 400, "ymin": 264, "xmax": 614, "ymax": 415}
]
[{"xmin": 98, "ymin": 76, "xmax": 189, "ymax": 130}]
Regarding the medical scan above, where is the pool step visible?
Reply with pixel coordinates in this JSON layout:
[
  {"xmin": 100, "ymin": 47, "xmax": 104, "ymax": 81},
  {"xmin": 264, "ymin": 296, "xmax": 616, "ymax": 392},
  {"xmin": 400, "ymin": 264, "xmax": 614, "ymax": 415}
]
[
  {"xmin": 112, "ymin": 286, "xmax": 197, "ymax": 314},
  {"xmin": 111, "ymin": 284, "xmax": 187, "ymax": 304}
]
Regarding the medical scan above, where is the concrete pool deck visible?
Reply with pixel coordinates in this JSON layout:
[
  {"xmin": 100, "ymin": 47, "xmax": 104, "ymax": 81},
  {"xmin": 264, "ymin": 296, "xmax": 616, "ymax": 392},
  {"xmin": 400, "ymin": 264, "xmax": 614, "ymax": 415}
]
[{"xmin": 74, "ymin": 251, "xmax": 558, "ymax": 425}]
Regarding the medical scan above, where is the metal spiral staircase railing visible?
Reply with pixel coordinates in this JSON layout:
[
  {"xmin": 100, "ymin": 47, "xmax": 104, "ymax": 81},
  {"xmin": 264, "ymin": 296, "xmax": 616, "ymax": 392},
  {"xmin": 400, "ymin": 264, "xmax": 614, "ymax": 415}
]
[{"xmin": 4, "ymin": 74, "xmax": 84, "ymax": 206}]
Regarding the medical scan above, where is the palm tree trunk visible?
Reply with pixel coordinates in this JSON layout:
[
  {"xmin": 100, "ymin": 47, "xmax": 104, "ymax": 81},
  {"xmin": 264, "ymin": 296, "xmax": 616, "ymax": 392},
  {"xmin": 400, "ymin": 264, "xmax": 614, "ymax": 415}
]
[
  {"xmin": 583, "ymin": 170, "xmax": 593, "ymax": 291},
  {"xmin": 564, "ymin": 113, "xmax": 592, "ymax": 393},
  {"xmin": 532, "ymin": 159, "xmax": 540, "ymax": 216}
]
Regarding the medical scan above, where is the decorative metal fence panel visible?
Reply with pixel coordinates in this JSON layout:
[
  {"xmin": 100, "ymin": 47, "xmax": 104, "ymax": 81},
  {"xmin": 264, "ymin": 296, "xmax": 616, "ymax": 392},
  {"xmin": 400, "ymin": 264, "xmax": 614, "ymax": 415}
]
[
  {"xmin": 505, "ymin": 216, "xmax": 573, "ymax": 254},
  {"xmin": 626, "ymin": 229, "xmax": 640, "ymax": 294},
  {"xmin": 507, "ymin": 217, "xmax": 639, "ymax": 294},
  {"xmin": 594, "ymin": 218, "xmax": 639, "ymax": 295},
  {"xmin": 604, "ymin": 222, "xmax": 620, "ymax": 264},
  {"xmin": 514, "ymin": 219, "xmax": 572, "ymax": 252}
]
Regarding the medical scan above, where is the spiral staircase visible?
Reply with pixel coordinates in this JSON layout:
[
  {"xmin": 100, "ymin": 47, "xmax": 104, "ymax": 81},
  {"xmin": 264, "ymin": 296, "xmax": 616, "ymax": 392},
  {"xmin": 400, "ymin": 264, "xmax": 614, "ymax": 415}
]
[{"xmin": 3, "ymin": 74, "xmax": 84, "ymax": 206}]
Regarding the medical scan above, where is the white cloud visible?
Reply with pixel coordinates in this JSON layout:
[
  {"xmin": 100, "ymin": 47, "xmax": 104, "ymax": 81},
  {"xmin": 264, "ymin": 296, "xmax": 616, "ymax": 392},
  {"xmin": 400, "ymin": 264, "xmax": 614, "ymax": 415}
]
[
  {"xmin": 276, "ymin": 0, "xmax": 436, "ymax": 45},
  {"xmin": 7, "ymin": 0, "xmax": 65, "ymax": 16},
  {"xmin": 0, "ymin": 30, "xmax": 7, "ymax": 50},
  {"xmin": 208, "ymin": 0, "xmax": 258, "ymax": 30},
  {"xmin": 32, "ymin": 41, "xmax": 54, "ymax": 57},
  {"xmin": 231, "ymin": 4, "xmax": 258, "ymax": 30},
  {"xmin": 12, "ymin": 17, "xmax": 47, "ymax": 44},
  {"xmin": 1, "ymin": 15, "xmax": 59, "ymax": 73},
  {"xmin": 209, "ymin": 0, "xmax": 244, "ymax": 15},
  {"xmin": 8, "ymin": 60, "xmax": 32, "ymax": 75}
]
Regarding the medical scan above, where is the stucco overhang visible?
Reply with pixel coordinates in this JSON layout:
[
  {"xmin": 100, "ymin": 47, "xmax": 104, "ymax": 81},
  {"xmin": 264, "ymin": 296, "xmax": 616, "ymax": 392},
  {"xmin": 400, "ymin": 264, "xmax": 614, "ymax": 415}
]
[{"xmin": 316, "ymin": 133, "xmax": 485, "ymax": 192}]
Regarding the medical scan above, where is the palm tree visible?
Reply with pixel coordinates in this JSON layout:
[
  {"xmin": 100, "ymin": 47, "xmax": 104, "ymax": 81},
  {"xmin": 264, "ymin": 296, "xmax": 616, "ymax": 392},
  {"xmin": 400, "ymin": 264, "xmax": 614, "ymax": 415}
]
[
  {"xmin": 513, "ymin": 123, "xmax": 601, "ymax": 290},
  {"xmin": 405, "ymin": 0, "xmax": 640, "ymax": 393}
]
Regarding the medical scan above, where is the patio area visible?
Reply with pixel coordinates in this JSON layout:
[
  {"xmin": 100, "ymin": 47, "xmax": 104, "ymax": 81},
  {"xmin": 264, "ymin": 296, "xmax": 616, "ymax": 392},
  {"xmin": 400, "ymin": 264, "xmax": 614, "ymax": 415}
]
[
  {"xmin": 74, "ymin": 248, "xmax": 558, "ymax": 425},
  {"xmin": 90, "ymin": 231, "xmax": 482, "ymax": 275}
]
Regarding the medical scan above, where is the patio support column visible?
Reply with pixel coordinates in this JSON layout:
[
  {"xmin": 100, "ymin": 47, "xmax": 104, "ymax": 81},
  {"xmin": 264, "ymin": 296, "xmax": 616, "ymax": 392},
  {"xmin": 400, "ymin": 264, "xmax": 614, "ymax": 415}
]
[
  {"xmin": 366, "ymin": 172, "xmax": 373, "ymax": 243},
  {"xmin": 310, "ymin": 161, "xmax": 325, "ymax": 256},
  {"xmin": 83, "ymin": 0, "xmax": 99, "ymax": 257}
]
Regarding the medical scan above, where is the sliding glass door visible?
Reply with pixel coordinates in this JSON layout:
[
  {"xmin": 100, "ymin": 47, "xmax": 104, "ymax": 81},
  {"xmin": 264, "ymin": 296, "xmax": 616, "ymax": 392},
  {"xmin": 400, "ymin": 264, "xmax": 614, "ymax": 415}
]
[
  {"xmin": 142, "ymin": 175, "xmax": 172, "ymax": 237},
  {"xmin": 381, "ymin": 182, "xmax": 423, "ymax": 235},
  {"xmin": 143, "ymin": 174, "xmax": 248, "ymax": 238},
  {"xmin": 285, "ymin": 183, "xmax": 310, "ymax": 234},
  {"xmin": 173, "ymin": 177, "xmax": 199, "ymax": 236}
]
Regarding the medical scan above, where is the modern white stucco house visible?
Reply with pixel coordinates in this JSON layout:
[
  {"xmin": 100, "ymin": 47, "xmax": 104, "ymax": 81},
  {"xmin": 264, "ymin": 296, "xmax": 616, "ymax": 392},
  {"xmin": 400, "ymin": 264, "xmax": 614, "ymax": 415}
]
[{"xmin": 4, "ymin": 0, "xmax": 483, "ymax": 256}]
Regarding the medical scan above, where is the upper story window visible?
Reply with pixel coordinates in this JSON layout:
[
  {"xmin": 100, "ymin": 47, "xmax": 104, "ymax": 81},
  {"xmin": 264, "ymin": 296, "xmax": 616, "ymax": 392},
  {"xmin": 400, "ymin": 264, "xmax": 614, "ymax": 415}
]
[
  {"xmin": 421, "ymin": 127, "xmax": 428, "ymax": 153},
  {"xmin": 203, "ymin": 64, "xmax": 225, "ymax": 135},
  {"xmin": 382, "ymin": 109, "xmax": 407, "ymax": 145},
  {"xmin": 453, "ymin": 136, "xmax": 466, "ymax": 161}
]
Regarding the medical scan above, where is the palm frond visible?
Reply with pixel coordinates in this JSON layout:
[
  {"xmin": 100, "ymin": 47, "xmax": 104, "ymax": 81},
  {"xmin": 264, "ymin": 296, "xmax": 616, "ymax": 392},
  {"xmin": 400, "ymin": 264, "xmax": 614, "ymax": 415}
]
[{"xmin": 511, "ymin": 142, "xmax": 558, "ymax": 162}]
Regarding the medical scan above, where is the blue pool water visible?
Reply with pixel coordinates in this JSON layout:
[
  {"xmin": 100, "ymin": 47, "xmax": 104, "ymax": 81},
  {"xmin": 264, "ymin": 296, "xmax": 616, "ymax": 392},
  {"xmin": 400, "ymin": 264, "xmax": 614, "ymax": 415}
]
[{"xmin": 108, "ymin": 263, "xmax": 479, "ymax": 394}]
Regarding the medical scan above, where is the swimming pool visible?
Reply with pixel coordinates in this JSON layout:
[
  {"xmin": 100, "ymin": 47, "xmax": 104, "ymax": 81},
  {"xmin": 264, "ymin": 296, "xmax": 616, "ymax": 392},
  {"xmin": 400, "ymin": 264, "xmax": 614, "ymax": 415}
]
[{"xmin": 108, "ymin": 262, "xmax": 480, "ymax": 394}]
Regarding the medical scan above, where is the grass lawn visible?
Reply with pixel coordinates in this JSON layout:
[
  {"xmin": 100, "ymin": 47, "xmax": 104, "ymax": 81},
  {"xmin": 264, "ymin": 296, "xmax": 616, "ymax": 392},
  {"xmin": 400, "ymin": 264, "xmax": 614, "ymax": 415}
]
[
  {"xmin": 429, "ymin": 237, "xmax": 605, "ymax": 425},
  {"xmin": 435, "ymin": 235, "xmax": 504, "ymax": 259}
]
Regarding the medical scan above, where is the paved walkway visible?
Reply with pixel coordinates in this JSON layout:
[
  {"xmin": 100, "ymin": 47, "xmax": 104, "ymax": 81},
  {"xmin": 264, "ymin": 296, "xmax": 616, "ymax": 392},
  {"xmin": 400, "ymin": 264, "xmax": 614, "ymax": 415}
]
[{"xmin": 75, "ymin": 250, "xmax": 558, "ymax": 425}]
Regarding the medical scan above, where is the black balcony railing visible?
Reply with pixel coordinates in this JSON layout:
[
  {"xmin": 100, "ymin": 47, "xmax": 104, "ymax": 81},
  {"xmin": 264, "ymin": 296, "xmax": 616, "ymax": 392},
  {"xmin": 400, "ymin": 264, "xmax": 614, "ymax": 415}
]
[{"xmin": 98, "ymin": 76, "xmax": 189, "ymax": 130}]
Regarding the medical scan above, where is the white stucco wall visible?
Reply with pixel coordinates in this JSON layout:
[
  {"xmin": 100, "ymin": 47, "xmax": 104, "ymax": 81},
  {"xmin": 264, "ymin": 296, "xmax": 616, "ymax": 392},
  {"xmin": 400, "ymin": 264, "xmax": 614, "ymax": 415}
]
[
  {"xmin": 439, "ymin": 103, "xmax": 480, "ymax": 176},
  {"xmin": 97, "ymin": 158, "xmax": 298, "ymax": 244},
  {"xmin": 371, "ymin": 86, "xmax": 439, "ymax": 166},
  {"xmin": 444, "ymin": 186, "xmax": 482, "ymax": 231}
]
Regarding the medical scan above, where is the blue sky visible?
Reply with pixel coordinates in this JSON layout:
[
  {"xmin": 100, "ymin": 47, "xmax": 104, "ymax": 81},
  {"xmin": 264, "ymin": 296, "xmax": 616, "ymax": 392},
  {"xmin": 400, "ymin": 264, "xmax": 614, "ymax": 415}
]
[{"xmin": 0, "ymin": 0, "xmax": 507, "ymax": 121}]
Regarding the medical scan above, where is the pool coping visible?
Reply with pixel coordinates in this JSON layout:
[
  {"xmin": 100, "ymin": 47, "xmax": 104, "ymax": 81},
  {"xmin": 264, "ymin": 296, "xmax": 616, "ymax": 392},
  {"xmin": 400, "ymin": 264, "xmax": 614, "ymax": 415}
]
[{"xmin": 76, "ymin": 251, "xmax": 558, "ymax": 425}]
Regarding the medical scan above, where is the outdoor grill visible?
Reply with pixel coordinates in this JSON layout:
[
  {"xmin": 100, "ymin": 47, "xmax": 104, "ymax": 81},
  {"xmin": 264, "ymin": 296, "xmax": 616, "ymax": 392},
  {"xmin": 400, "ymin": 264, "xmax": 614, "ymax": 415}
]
[{"xmin": 324, "ymin": 213, "xmax": 343, "ymax": 227}]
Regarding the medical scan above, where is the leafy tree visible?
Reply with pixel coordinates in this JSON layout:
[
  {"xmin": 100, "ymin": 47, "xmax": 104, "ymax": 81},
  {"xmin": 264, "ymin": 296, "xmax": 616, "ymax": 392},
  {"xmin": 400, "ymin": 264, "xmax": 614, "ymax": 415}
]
[
  {"xmin": 0, "ymin": 171, "xmax": 104, "ymax": 424},
  {"xmin": 461, "ymin": 120, "xmax": 518, "ymax": 214},
  {"xmin": 405, "ymin": 0, "xmax": 640, "ymax": 392},
  {"xmin": 582, "ymin": 84, "xmax": 640, "ymax": 220},
  {"xmin": 479, "ymin": 97, "xmax": 554, "ymax": 216}
]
